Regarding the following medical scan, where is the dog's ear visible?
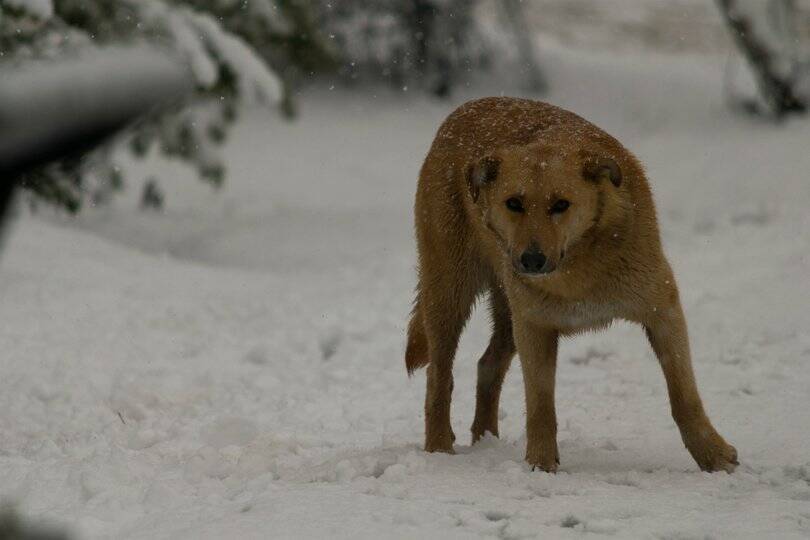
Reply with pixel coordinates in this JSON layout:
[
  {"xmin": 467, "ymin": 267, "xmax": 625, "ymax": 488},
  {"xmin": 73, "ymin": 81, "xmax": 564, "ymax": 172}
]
[
  {"xmin": 582, "ymin": 154, "xmax": 622, "ymax": 188},
  {"xmin": 466, "ymin": 154, "xmax": 501, "ymax": 203}
]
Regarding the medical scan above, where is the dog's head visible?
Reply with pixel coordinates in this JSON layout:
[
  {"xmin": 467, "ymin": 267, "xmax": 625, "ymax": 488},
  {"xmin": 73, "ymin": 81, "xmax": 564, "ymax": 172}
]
[{"xmin": 467, "ymin": 139, "xmax": 624, "ymax": 277}]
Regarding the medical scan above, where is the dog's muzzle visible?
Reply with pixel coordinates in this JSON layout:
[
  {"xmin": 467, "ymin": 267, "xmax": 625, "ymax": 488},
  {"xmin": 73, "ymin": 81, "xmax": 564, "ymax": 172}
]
[{"xmin": 516, "ymin": 246, "xmax": 556, "ymax": 275}]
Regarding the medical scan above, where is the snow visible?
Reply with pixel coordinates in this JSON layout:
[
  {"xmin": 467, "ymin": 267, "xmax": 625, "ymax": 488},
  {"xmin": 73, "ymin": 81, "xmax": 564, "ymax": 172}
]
[
  {"xmin": 2, "ymin": 19, "xmax": 810, "ymax": 540},
  {"xmin": 152, "ymin": 5, "xmax": 219, "ymax": 89},
  {"xmin": 183, "ymin": 10, "xmax": 283, "ymax": 105},
  {"xmin": 139, "ymin": 1, "xmax": 283, "ymax": 104}
]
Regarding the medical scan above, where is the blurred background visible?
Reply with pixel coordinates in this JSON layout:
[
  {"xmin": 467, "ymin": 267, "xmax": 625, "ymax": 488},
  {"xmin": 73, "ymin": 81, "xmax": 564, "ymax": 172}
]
[
  {"xmin": 1, "ymin": 1, "xmax": 810, "ymax": 539},
  {"xmin": 2, "ymin": 0, "xmax": 810, "ymax": 216}
]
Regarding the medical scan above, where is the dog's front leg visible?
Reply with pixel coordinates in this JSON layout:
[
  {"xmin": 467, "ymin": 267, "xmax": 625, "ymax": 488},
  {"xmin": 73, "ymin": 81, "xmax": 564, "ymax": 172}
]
[
  {"xmin": 514, "ymin": 319, "xmax": 559, "ymax": 472},
  {"xmin": 644, "ymin": 300, "xmax": 738, "ymax": 473}
]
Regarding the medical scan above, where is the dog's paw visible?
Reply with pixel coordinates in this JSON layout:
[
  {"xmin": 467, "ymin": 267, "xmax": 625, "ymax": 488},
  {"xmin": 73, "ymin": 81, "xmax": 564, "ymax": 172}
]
[
  {"xmin": 530, "ymin": 460, "xmax": 558, "ymax": 473},
  {"xmin": 424, "ymin": 434, "xmax": 455, "ymax": 454},
  {"xmin": 686, "ymin": 431, "xmax": 738, "ymax": 473},
  {"xmin": 526, "ymin": 442, "xmax": 560, "ymax": 473},
  {"xmin": 470, "ymin": 422, "xmax": 497, "ymax": 445},
  {"xmin": 425, "ymin": 443, "xmax": 455, "ymax": 455},
  {"xmin": 698, "ymin": 441, "xmax": 738, "ymax": 473}
]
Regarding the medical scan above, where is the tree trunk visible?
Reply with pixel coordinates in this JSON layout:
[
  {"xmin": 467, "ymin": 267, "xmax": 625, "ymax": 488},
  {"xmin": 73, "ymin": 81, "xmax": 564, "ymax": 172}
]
[
  {"xmin": 716, "ymin": 0, "xmax": 806, "ymax": 118},
  {"xmin": 502, "ymin": 0, "xmax": 547, "ymax": 93}
]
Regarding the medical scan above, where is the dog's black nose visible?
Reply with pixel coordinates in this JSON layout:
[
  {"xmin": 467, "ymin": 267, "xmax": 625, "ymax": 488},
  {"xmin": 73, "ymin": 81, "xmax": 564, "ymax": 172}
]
[{"xmin": 520, "ymin": 248, "xmax": 547, "ymax": 274}]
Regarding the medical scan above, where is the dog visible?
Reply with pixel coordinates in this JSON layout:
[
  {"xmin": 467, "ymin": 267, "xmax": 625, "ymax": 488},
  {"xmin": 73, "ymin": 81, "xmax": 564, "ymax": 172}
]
[{"xmin": 405, "ymin": 97, "xmax": 737, "ymax": 473}]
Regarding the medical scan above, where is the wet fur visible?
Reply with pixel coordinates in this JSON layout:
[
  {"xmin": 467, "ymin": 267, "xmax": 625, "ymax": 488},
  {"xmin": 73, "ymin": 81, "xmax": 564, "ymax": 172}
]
[{"xmin": 406, "ymin": 97, "xmax": 737, "ymax": 473}]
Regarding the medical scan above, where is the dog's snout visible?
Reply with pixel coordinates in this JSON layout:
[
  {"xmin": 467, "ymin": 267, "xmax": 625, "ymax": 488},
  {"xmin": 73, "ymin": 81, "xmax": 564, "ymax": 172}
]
[{"xmin": 519, "ymin": 248, "xmax": 547, "ymax": 274}]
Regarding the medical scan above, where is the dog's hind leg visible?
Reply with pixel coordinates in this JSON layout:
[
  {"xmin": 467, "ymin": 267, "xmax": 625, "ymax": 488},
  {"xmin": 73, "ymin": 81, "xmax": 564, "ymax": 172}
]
[
  {"xmin": 644, "ymin": 297, "xmax": 738, "ymax": 473},
  {"xmin": 471, "ymin": 285, "xmax": 516, "ymax": 444},
  {"xmin": 419, "ymin": 258, "xmax": 480, "ymax": 454}
]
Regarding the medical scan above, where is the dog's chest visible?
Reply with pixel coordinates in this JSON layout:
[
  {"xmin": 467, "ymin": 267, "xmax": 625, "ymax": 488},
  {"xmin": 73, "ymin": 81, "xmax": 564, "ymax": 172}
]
[{"xmin": 525, "ymin": 297, "xmax": 623, "ymax": 331}]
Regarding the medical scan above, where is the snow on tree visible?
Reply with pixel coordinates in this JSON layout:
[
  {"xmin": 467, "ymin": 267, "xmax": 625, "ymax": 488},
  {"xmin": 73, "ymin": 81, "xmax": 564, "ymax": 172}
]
[{"xmin": 0, "ymin": 0, "xmax": 330, "ymax": 212}]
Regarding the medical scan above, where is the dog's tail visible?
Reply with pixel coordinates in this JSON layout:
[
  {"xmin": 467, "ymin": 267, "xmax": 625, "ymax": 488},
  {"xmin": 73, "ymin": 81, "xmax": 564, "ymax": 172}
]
[{"xmin": 405, "ymin": 302, "xmax": 429, "ymax": 375}]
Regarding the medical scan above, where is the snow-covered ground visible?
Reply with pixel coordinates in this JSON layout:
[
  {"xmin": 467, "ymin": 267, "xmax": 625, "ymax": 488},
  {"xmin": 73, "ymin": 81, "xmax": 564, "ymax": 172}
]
[{"xmin": 2, "ymin": 27, "xmax": 810, "ymax": 540}]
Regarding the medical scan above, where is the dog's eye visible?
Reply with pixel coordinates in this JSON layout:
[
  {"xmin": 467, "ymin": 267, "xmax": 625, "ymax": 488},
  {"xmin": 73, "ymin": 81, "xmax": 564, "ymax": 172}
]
[
  {"xmin": 550, "ymin": 199, "xmax": 571, "ymax": 214},
  {"xmin": 505, "ymin": 197, "xmax": 524, "ymax": 213}
]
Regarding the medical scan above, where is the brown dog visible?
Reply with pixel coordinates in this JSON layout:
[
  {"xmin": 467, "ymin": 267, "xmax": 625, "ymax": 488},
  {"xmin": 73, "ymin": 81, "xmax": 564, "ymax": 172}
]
[{"xmin": 405, "ymin": 97, "xmax": 737, "ymax": 473}]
